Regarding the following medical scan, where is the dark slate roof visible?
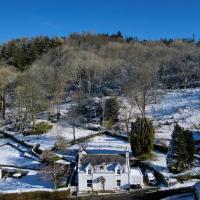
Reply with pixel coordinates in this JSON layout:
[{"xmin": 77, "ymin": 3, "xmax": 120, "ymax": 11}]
[{"xmin": 80, "ymin": 154, "xmax": 126, "ymax": 166}]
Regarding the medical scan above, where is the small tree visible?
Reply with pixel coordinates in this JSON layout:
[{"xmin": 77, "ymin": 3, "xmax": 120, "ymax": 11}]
[
  {"xmin": 41, "ymin": 150, "xmax": 69, "ymax": 189},
  {"xmin": 104, "ymin": 97, "xmax": 119, "ymax": 125},
  {"xmin": 129, "ymin": 117, "xmax": 154, "ymax": 157},
  {"xmin": 0, "ymin": 67, "xmax": 15, "ymax": 119},
  {"xmin": 167, "ymin": 124, "xmax": 194, "ymax": 173}
]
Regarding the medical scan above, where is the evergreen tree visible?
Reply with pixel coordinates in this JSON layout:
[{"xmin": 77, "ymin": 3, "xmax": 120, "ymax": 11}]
[
  {"xmin": 129, "ymin": 117, "xmax": 154, "ymax": 157},
  {"xmin": 104, "ymin": 97, "xmax": 119, "ymax": 124},
  {"xmin": 167, "ymin": 124, "xmax": 194, "ymax": 173},
  {"xmin": 184, "ymin": 130, "xmax": 195, "ymax": 163}
]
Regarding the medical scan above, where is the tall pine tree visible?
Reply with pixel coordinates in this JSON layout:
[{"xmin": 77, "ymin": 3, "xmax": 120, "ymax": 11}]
[{"xmin": 167, "ymin": 124, "xmax": 195, "ymax": 173}]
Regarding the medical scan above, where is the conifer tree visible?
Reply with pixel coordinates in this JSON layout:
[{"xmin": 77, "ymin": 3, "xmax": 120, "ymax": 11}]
[
  {"xmin": 129, "ymin": 117, "xmax": 154, "ymax": 157},
  {"xmin": 167, "ymin": 124, "xmax": 194, "ymax": 173},
  {"xmin": 104, "ymin": 97, "xmax": 119, "ymax": 124},
  {"xmin": 184, "ymin": 130, "xmax": 195, "ymax": 163}
]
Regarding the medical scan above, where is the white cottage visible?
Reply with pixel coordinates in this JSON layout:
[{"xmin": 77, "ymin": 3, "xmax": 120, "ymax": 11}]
[
  {"xmin": 0, "ymin": 168, "xmax": 3, "ymax": 179},
  {"xmin": 77, "ymin": 148, "xmax": 132, "ymax": 193}
]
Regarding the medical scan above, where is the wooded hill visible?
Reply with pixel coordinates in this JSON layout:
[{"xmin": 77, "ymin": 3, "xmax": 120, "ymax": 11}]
[
  {"xmin": 0, "ymin": 32, "xmax": 200, "ymax": 89},
  {"xmin": 0, "ymin": 32, "xmax": 200, "ymax": 127}
]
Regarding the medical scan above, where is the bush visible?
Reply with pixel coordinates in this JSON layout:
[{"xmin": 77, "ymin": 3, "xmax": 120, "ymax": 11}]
[{"xmin": 35, "ymin": 122, "xmax": 53, "ymax": 134}]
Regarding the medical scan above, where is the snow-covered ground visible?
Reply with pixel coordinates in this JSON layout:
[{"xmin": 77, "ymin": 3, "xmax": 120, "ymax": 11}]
[
  {"xmin": 0, "ymin": 171, "xmax": 52, "ymax": 193},
  {"xmin": 148, "ymin": 88, "xmax": 200, "ymax": 145},
  {"xmin": 0, "ymin": 144, "xmax": 40, "ymax": 168},
  {"xmin": 17, "ymin": 123, "xmax": 97, "ymax": 150},
  {"xmin": 0, "ymin": 88, "xmax": 199, "ymax": 194},
  {"xmin": 120, "ymin": 88, "xmax": 200, "ymax": 146},
  {"xmin": 15, "ymin": 102, "xmax": 97, "ymax": 150},
  {"xmin": 65, "ymin": 134, "xmax": 131, "ymax": 160},
  {"xmin": 146, "ymin": 151, "xmax": 170, "ymax": 177}
]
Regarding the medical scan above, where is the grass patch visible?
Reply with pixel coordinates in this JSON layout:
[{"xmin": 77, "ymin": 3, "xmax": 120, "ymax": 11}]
[
  {"xmin": 138, "ymin": 152, "xmax": 155, "ymax": 161},
  {"xmin": 51, "ymin": 155, "xmax": 61, "ymax": 162},
  {"xmin": 103, "ymin": 119, "xmax": 114, "ymax": 129}
]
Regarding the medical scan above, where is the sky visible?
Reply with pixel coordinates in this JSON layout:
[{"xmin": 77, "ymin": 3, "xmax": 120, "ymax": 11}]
[{"xmin": 0, "ymin": 0, "xmax": 200, "ymax": 43}]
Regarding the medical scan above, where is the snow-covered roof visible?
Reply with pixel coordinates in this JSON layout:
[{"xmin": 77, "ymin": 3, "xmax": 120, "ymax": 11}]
[
  {"xmin": 130, "ymin": 168, "xmax": 143, "ymax": 177},
  {"xmin": 80, "ymin": 154, "xmax": 126, "ymax": 166},
  {"xmin": 130, "ymin": 168, "xmax": 143, "ymax": 185}
]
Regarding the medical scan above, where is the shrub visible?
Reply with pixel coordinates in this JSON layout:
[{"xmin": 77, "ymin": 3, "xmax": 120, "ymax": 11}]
[{"xmin": 35, "ymin": 122, "xmax": 53, "ymax": 134}]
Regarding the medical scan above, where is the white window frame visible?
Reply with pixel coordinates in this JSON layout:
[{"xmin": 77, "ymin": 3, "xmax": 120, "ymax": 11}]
[
  {"xmin": 87, "ymin": 180, "xmax": 92, "ymax": 188},
  {"xmin": 116, "ymin": 180, "xmax": 121, "ymax": 187},
  {"xmin": 116, "ymin": 168, "xmax": 121, "ymax": 175},
  {"xmin": 88, "ymin": 168, "xmax": 92, "ymax": 175}
]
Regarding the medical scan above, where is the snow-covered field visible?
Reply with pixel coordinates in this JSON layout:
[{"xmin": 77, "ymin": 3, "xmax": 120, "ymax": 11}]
[
  {"xmin": 0, "ymin": 144, "xmax": 40, "ymax": 168},
  {"xmin": 120, "ymin": 88, "xmax": 200, "ymax": 145},
  {"xmin": 15, "ymin": 102, "xmax": 97, "ymax": 150},
  {"xmin": 0, "ymin": 171, "xmax": 52, "ymax": 193},
  {"xmin": 148, "ymin": 88, "xmax": 200, "ymax": 144},
  {"xmin": 18, "ymin": 123, "xmax": 97, "ymax": 150},
  {"xmin": 66, "ymin": 134, "xmax": 131, "ymax": 159}
]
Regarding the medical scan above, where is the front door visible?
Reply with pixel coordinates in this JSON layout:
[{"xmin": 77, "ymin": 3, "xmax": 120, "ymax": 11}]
[{"xmin": 100, "ymin": 180, "xmax": 105, "ymax": 190}]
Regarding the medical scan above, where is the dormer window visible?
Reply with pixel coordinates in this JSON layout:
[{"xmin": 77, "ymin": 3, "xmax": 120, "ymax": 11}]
[
  {"xmin": 117, "ymin": 169, "xmax": 121, "ymax": 175},
  {"xmin": 88, "ymin": 168, "xmax": 92, "ymax": 174},
  {"xmin": 100, "ymin": 166, "xmax": 104, "ymax": 171}
]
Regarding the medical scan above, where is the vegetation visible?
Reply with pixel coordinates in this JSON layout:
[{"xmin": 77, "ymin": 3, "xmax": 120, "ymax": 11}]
[
  {"xmin": 0, "ymin": 36, "xmax": 63, "ymax": 71},
  {"xmin": 35, "ymin": 122, "xmax": 53, "ymax": 134},
  {"xmin": 0, "ymin": 189, "xmax": 70, "ymax": 200},
  {"xmin": 129, "ymin": 117, "xmax": 155, "ymax": 158},
  {"xmin": 104, "ymin": 97, "xmax": 119, "ymax": 126},
  {"xmin": 0, "ymin": 32, "xmax": 199, "ymax": 135},
  {"xmin": 167, "ymin": 124, "xmax": 195, "ymax": 173}
]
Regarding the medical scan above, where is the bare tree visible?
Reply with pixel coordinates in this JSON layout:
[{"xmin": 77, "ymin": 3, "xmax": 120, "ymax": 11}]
[
  {"xmin": 15, "ymin": 70, "xmax": 46, "ymax": 130},
  {"xmin": 41, "ymin": 150, "xmax": 69, "ymax": 189},
  {"xmin": 0, "ymin": 66, "xmax": 16, "ymax": 119}
]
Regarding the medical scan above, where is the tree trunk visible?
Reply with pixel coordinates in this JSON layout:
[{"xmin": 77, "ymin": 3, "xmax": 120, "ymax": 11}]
[
  {"xmin": 73, "ymin": 126, "xmax": 76, "ymax": 141},
  {"xmin": 1, "ymin": 92, "xmax": 6, "ymax": 120}
]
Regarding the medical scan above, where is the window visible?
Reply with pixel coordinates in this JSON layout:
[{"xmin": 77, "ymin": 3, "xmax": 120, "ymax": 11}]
[
  {"xmin": 88, "ymin": 168, "xmax": 92, "ymax": 174},
  {"xmin": 87, "ymin": 180, "xmax": 92, "ymax": 187},
  {"xmin": 100, "ymin": 166, "xmax": 104, "ymax": 171},
  {"xmin": 117, "ymin": 169, "xmax": 121, "ymax": 175},
  {"xmin": 116, "ymin": 180, "xmax": 121, "ymax": 187}
]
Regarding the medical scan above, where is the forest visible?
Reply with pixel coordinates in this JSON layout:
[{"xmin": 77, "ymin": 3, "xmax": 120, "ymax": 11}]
[{"xmin": 0, "ymin": 32, "xmax": 200, "ymax": 126}]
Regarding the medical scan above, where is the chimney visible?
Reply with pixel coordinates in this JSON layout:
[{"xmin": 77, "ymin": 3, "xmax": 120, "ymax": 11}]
[
  {"xmin": 77, "ymin": 146, "xmax": 87, "ymax": 172},
  {"xmin": 125, "ymin": 147, "xmax": 130, "ymax": 172},
  {"xmin": 0, "ymin": 168, "xmax": 3, "ymax": 180}
]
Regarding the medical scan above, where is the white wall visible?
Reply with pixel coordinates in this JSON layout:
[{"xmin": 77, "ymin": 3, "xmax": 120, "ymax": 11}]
[
  {"xmin": 0, "ymin": 169, "xmax": 2, "ymax": 179},
  {"xmin": 78, "ymin": 170, "xmax": 130, "ymax": 192}
]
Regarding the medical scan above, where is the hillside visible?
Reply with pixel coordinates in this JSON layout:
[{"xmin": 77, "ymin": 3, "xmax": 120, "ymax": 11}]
[{"xmin": 0, "ymin": 33, "xmax": 200, "ymax": 89}]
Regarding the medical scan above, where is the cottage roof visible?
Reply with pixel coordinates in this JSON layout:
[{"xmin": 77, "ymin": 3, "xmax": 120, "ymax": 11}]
[{"xmin": 80, "ymin": 154, "xmax": 126, "ymax": 166}]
